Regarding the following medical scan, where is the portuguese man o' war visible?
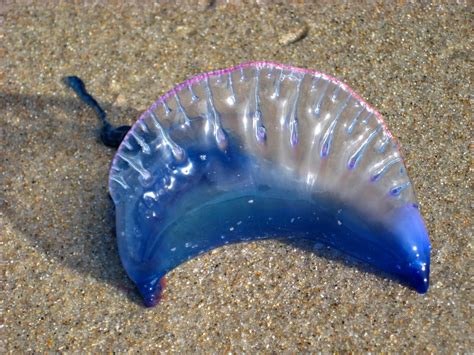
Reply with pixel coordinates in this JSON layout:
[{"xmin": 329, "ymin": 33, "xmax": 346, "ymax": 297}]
[{"xmin": 65, "ymin": 62, "xmax": 431, "ymax": 307}]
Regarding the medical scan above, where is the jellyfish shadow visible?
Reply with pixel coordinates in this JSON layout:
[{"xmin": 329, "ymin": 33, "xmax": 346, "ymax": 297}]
[{"xmin": 1, "ymin": 91, "xmax": 143, "ymax": 305}]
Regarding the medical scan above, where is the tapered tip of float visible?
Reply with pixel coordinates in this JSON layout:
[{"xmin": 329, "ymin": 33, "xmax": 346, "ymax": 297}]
[
  {"xmin": 137, "ymin": 277, "xmax": 166, "ymax": 308},
  {"xmin": 385, "ymin": 204, "xmax": 431, "ymax": 294}
]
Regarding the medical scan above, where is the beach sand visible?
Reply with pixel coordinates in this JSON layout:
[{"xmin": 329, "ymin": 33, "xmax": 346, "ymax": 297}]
[{"xmin": 2, "ymin": 2, "xmax": 471, "ymax": 352}]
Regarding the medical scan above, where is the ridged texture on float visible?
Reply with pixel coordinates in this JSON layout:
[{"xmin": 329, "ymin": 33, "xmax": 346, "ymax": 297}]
[{"xmin": 109, "ymin": 62, "xmax": 414, "ymax": 214}]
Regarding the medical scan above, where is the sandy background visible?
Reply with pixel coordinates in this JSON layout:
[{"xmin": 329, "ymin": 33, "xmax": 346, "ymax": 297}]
[{"xmin": 1, "ymin": 2, "xmax": 472, "ymax": 352}]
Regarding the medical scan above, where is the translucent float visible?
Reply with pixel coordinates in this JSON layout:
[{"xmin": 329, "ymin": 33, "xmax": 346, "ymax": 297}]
[{"xmin": 108, "ymin": 62, "xmax": 431, "ymax": 307}]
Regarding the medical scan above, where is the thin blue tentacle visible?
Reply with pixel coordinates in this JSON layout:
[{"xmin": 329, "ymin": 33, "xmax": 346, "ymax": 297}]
[{"xmin": 64, "ymin": 76, "xmax": 131, "ymax": 148}]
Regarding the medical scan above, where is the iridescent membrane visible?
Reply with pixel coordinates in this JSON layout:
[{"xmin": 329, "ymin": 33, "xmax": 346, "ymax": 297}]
[{"xmin": 109, "ymin": 62, "xmax": 431, "ymax": 307}]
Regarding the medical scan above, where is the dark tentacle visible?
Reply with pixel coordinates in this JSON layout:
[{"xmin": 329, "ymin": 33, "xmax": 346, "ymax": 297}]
[{"xmin": 63, "ymin": 76, "xmax": 131, "ymax": 148}]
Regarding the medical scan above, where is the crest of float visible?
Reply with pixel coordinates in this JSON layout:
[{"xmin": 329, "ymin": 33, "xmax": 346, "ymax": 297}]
[{"xmin": 107, "ymin": 62, "xmax": 430, "ymax": 307}]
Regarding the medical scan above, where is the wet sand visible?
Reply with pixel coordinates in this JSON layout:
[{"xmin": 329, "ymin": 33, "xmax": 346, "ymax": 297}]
[{"xmin": 2, "ymin": 2, "xmax": 472, "ymax": 352}]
